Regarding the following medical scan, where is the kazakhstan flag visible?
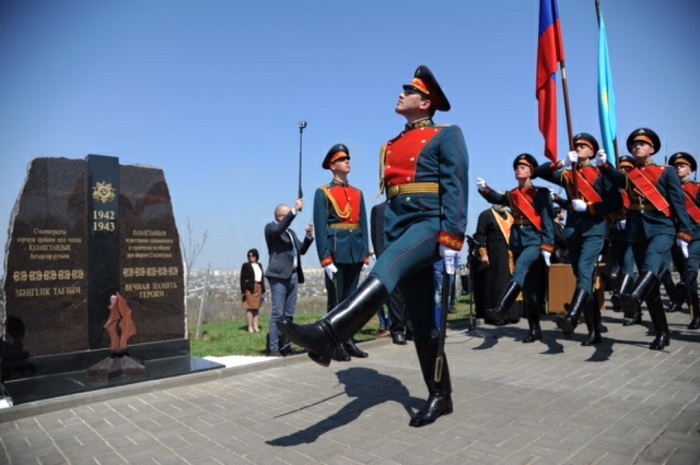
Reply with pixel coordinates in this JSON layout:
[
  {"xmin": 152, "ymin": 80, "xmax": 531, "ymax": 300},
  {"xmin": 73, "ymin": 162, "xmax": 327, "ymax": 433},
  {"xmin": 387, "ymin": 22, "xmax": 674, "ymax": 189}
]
[{"xmin": 598, "ymin": 11, "xmax": 617, "ymax": 166}]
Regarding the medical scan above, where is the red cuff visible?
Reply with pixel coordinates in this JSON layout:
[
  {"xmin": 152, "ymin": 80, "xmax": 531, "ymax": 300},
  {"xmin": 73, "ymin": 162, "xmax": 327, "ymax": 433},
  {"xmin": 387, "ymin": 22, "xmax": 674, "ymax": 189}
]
[
  {"xmin": 438, "ymin": 231, "xmax": 464, "ymax": 251},
  {"xmin": 320, "ymin": 256, "xmax": 334, "ymax": 267}
]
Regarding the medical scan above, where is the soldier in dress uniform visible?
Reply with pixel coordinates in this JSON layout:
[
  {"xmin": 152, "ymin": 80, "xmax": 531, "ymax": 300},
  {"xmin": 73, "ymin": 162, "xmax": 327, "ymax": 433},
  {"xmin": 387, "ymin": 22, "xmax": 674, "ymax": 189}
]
[
  {"xmin": 534, "ymin": 133, "xmax": 621, "ymax": 346},
  {"xmin": 594, "ymin": 128, "xmax": 693, "ymax": 350},
  {"xmin": 477, "ymin": 154, "xmax": 556, "ymax": 343},
  {"xmin": 313, "ymin": 144, "xmax": 370, "ymax": 360},
  {"xmin": 668, "ymin": 151, "xmax": 700, "ymax": 330},
  {"xmin": 608, "ymin": 155, "xmax": 636, "ymax": 314},
  {"xmin": 279, "ymin": 65, "xmax": 468, "ymax": 427}
]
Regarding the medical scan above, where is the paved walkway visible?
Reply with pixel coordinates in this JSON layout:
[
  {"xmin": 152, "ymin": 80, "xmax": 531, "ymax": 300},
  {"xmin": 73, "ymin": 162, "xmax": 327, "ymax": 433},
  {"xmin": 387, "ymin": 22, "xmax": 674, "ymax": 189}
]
[{"xmin": 1, "ymin": 308, "xmax": 699, "ymax": 465}]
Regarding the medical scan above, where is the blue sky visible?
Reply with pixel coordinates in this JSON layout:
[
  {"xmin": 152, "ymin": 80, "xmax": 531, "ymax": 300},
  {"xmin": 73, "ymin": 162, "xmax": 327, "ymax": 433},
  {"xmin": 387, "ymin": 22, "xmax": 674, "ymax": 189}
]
[{"xmin": 1, "ymin": 0, "xmax": 699, "ymax": 272}]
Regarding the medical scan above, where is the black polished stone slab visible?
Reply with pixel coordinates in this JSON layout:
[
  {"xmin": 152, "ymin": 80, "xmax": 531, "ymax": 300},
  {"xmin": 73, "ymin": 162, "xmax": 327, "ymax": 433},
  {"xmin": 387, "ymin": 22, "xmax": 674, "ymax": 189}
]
[
  {"xmin": 5, "ymin": 356, "xmax": 224, "ymax": 405},
  {"xmin": 2, "ymin": 155, "xmax": 193, "ymax": 403}
]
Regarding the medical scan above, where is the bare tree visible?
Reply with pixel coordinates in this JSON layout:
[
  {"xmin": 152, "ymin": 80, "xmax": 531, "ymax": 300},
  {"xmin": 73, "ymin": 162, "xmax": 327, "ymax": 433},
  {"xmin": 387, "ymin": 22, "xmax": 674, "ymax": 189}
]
[{"xmin": 180, "ymin": 217, "xmax": 208, "ymax": 290}]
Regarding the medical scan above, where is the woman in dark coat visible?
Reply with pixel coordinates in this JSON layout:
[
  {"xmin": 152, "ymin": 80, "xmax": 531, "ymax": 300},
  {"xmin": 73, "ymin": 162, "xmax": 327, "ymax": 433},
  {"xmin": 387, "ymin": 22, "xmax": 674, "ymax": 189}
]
[{"xmin": 240, "ymin": 248, "xmax": 265, "ymax": 333}]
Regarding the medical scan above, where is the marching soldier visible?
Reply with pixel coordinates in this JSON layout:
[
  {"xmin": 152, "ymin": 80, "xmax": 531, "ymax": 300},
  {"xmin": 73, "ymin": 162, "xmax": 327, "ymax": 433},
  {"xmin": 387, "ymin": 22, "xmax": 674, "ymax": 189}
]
[
  {"xmin": 668, "ymin": 151, "xmax": 700, "ymax": 330},
  {"xmin": 477, "ymin": 154, "xmax": 556, "ymax": 343},
  {"xmin": 608, "ymin": 155, "xmax": 636, "ymax": 314},
  {"xmin": 279, "ymin": 65, "xmax": 468, "ymax": 427},
  {"xmin": 534, "ymin": 133, "xmax": 621, "ymax": 345},
  {"xmin": 313, "ymin": 144, "xmax": 370, "ymax": 360},
  {"xmin": 594, "ymin": 128, "xmax": 693, "ymax": 350}
]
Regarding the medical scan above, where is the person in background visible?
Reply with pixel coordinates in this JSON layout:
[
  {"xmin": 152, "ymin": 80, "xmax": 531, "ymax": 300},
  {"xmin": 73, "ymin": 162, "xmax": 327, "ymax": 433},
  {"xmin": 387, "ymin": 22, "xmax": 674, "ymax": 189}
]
[
  {"xmin": 371, "ymin": 201, "xmax": 411, "ymax": 345},
  {"xmin": 472, "ymin": 204, "xmax": 517, "ymax": 324},
  {"xmin": 313, "ymin": 143, "xmax": 370, "ymax": 361},
  {"xmin": 478, "ymin": 153, "xmax": 555, "ymax": 343},
  {"xmin": 668, "ymin": 151, "xmax": 700, "ymax": 330},
  {"xmin": 607, "ymin": 155, "xmax": 636, "ymax": 314},
  {"xmin": 240, "ymin": 248, "xmax": 265, "ymax": 333},
  {"xmin": 264, "ymin": 199, "xmax": 314, "ymax": 357},
  {"xmin": 595, "ymin": 128, "xmax": 693, "ymax": 350},
  {"xmin": 279, "ymin": 65, "xmax": 468, "ymax": 427}
]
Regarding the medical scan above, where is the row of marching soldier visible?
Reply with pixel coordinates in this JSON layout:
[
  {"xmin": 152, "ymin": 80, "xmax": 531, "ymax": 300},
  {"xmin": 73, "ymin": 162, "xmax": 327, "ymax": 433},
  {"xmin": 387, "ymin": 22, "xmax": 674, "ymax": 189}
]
[{"xmin": 476, "ymin": 127, "xmax": 700, "ymax": 352}]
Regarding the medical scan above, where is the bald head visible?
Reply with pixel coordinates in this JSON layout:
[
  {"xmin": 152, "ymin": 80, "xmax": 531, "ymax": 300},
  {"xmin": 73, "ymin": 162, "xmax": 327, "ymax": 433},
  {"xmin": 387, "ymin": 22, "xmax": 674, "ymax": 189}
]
[{"xmin": 275, "ymin": 204, "xmax": 291, "ymax": 220}]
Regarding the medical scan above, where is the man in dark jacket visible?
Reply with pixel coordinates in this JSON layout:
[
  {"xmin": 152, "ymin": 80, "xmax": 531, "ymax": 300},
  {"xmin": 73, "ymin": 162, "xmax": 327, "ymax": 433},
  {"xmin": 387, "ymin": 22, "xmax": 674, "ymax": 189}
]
[{"xmin": 264, "ymin": 199, "xmax": 313, "ymax": 356}]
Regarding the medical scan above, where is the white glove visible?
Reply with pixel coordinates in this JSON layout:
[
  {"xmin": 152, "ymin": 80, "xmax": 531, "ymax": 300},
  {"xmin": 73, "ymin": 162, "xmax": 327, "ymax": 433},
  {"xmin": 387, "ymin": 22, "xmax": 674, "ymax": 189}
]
[
  {"xmin": 677, "ymin": 238, "xmax": 689, "ymax": 259},
  {"xmin": 541, "ymin": 250, "xmax": 552, "ymax": 267},
  {"xmin": 562, "ymin": 150, "xmax": 577, "ymax": 168},
  {"xmin": 324, "ymin": 263, "xmax": 338, "ymax": 280},
  {"xmin": 571, "ymin": 199, "xmax": 587, "ymax": 212},
  {"xmin": 362, "ymin": 263, "xmax": 369, "ymax": 272},
  {"xmin": 618, "ymin": 219, "xmax": 626, "ymax": 230},
  {"xmin": 440, "ymin": 245, "xmax": 458, "ymax": 275},
  {"xmin": 594, "ymin": 150, "xmax": 607, "ymax": 167},
  {"xmin": 476, "ymin": 177, "xmax": 487, "ymax": 192}
]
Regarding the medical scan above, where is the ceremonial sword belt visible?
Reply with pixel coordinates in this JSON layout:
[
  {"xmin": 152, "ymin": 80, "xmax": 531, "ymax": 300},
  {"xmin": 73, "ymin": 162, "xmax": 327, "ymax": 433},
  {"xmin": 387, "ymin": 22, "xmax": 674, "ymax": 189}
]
[
  {"xmin": 387, "ymin": 182, "xmax": 440, "ymax": 199},
  {"xmin": 628, "ymin": 204, "xmax": 660, "ymax": 213},
  {"xmin": 329, "ymin": 223, "xmax": 360, "ymax": 230}
]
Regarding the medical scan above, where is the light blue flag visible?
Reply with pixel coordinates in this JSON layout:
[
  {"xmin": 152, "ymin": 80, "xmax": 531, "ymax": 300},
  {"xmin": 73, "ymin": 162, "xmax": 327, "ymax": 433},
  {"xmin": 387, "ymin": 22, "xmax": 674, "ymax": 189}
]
[{"xmin": 598, "ymin": 11, "xmax": 617, "ymax": 166}]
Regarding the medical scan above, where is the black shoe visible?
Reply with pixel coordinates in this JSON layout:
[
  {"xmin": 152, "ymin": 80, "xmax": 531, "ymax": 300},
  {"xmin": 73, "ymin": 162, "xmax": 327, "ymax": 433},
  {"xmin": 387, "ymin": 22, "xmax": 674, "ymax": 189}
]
[
  {"xmin": 581, "ymin": 333, "xmax": 601, "ymax": 346},
  {"xmin": 343, "ymin": 340, "xmax": 368, "ymax": 358},
  {"xmin": 391, "ymin": 332, "xmax": 407, "ymax": 345},
  {"xmin": 333, "ymin": 344, "xmax": 351, "ymax": 362},
  {"xmin": 688, "ymin": 317, "xmax": 700, "ymax": 330},
  {"xmin": 268, "ymin": 350, "xmax": 282, "ymax": 357},
  {"xmin": 522, "ymin": 330, "xmax": 541, "ymax": 343},
  {"xmin": 555, "ymin": 316, "xmax": 576, "ymax": 338},
  {"xmin": 408, "ymin": 394, "xmax": 453, "ymax": 427},
  {"xmin": 649, "ymin": 331, "xmax": 670, "ymax": 350}
]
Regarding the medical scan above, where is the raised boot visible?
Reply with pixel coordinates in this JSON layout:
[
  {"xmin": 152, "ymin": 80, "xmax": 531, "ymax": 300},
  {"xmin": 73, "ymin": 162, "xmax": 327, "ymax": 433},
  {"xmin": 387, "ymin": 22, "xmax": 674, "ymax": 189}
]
[
  {"xmin": 522, "ymin": 304, "xmax": 542, "ymax": 343},
  {"xmin": 581, "ymin": 295, "xmax": 602, "ymax": 346},
  {"xmin": 277, "ymin": 276, "xmax": 388, "ymax": 367},
  {"xmin": 611, "ymin": 274, "xmax": 634, "ymax": 312},
  {"xmin": 409, "ymin": 338, "xmax": 453, "ymax": 427},
  {"xmin": 688, "ymin": 286, "xmax": 700, "ymax": 330},
  {"xmin": 485, "ymin": 281, "xmax": 521, "ymax": 324},
  {"xmin": 556, "ymin": 288, "xmax": 589, "ymax": 338},
  {"xmin": 648, "ymin": 296, "xmax": 670, "ymax": 350},
  {"xmin": 620, "ymin": 271, "xmax": 657, "ymax": 326}
]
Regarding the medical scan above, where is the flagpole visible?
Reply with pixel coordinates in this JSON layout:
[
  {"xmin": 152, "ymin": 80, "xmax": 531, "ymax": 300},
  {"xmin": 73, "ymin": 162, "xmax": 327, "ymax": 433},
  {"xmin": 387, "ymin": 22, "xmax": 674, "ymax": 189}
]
[
  {"xmin": 595, "ymin": 0, "xmax": 620, "ymax": 165},
  {"xmin": 559, "ymin": 57, "xmax": 577, "ymax": 193}
]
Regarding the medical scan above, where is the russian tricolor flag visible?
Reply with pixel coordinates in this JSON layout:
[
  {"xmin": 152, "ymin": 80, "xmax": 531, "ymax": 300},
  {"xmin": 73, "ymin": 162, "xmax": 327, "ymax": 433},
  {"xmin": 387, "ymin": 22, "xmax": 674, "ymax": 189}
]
[{"xmin": 536, "ymin": 0, "xmax": 565, "ymax": 163}]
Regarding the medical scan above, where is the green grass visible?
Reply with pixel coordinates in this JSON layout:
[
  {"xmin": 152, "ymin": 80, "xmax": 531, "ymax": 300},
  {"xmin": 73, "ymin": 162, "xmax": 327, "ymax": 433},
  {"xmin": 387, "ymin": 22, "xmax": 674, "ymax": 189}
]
[{"xmin": 189, "ymin": 294, "xmax": 476, "ymax": 357}]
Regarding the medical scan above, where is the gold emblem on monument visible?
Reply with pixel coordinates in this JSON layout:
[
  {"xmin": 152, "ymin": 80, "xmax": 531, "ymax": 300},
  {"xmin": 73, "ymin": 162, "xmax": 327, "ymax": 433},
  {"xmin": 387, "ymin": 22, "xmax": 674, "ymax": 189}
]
[{"xmin": 92, "ymin": 181, "xmax": 116, "ymax": 204}]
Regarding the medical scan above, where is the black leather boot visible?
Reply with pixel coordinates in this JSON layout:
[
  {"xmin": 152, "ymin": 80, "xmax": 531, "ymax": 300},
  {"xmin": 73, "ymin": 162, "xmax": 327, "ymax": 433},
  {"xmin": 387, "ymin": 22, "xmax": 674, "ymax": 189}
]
[
  {"xmin": 688, "ymin": 285, "xmax": 700, "ymax": 330},
  {"xmin": 611, "ymin": 274, "xmax": 633, "ymax": 311},
  {"xmin": 522, "ymin": 304, "xmax": 542, "ymax": 343},
  {"xmin": 409, "ymin": 339, "xmax": 453, "ymax": 427},
  {"xmin": 343, "ymin": 339, "xmax": 368, "ymax": 358},
  {"xmin": 556, "ymin": 288, "xmax": 589, "ymax": 338},
  {"xmin": 581, "ymin": 295, "xmax": 602, "ymax": 346},
  {"xmin": 277, "ymin": 276, "xmax": 389, "ymax": 367},
  {"xmin": 647, "ymin": 296, "xmax": 670, "ymax": 350},
  {"xmin": 621, "ymin": 271, "xmax": 657, "ymax": 326},
  {"xmin": 485, "ymin": 281, "xmax": 521, "ymax": 324}
]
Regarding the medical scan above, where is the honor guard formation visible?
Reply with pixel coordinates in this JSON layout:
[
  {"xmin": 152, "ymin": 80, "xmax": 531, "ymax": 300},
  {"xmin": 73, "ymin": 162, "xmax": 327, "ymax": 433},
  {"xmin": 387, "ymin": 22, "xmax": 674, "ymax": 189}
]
[{"xmin": 269, "ymin": 65, "xmax": 698, "ymax": 429}]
